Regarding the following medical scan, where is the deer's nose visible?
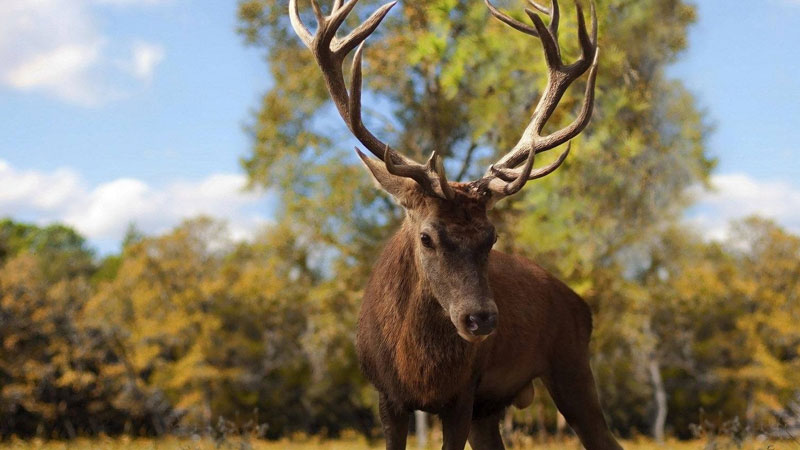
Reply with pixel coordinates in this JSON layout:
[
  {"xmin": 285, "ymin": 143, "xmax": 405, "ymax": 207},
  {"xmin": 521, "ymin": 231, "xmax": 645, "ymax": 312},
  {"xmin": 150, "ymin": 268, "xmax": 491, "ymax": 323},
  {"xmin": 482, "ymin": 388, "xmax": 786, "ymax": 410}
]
[{"xmin": 465, "ymin": 311, "xmax": 497, "ymax": 336}]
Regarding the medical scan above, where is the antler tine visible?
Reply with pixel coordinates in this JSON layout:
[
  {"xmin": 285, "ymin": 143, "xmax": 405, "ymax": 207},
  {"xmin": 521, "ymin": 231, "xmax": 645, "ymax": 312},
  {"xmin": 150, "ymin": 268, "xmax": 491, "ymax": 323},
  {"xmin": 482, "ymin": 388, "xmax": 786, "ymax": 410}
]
[
  {"xmin": 290, "ymin": 0, "xmax": 455, "ymax": 201},
  {"xmin": 428, "ymin": 151, "xmax": 456, "ymax": 200},
  {"xmin": 475, "ymin": 0, "xmax": 599, "ymax": 199},
  {"xmin": 334, "ymin": 1, "xmax": 398, "ymax": 56},
  {"xmin": 326, "ymin": 0, "xmax": 360, "ymax": 45},
  {"xmin": 527, "ymin": 10, "xmax": 561, "ymax": 68},
  {"xmin": 488, "ymin": 143, "xmax": 571, "ymax": 195},
  {"xmin": 528, "ymin": 1, "xmax": 551, "ymax": 15},
  {"xmin": 549, "ymin": 0, "xmax": 560, "ymax": 38},
  {"xmin": 575, "ymin": 2, "xmax": 594, "ymax": 62},
  {"xmin": 310, "ymin": 0, "xmax": 325, "ymax": 27},
  {"xmin": 347, "ymin": 42, "xmax": 366, "ymax": 129},
  {"xmin": 383, "ymin": 146, "xmax": 432, "ymax": 193},
  {"xmin": 538, "ymin": 49, "xmax": 598, "ymax": 150},
  {"xmin": 484, "ymin": 0, "xmax": 542, "ymax": 37},
  {"xmin": 490, "ymin": 142, "xmax": 571, "ymax": 183},
  {"xmin": 289, "ymin": 0, "xmax": 314, "ymax": 48},
  {"xmin": 528, "ymin": 0, "xmax": 559, "ymax": 39},
  {"xmin": 521, "ymin": 142, "xmax": 571, "ymax": 180}
]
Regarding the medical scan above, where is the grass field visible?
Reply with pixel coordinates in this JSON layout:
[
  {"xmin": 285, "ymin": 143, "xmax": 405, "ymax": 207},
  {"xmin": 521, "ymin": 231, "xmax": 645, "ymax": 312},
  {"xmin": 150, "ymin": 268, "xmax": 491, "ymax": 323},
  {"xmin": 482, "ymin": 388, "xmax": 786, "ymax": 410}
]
[{"xmin": 0, "ymin": 436, "xmax": 797, "ymax": 450}]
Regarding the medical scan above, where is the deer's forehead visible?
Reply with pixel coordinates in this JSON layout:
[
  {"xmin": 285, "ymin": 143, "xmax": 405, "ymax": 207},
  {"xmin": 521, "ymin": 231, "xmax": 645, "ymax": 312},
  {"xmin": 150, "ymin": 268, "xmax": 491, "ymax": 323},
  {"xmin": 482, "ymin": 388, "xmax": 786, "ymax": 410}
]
[
  {"xmin": 407, "ymin": 196, "xmax": 494, "ymax": 242},
  {"xmin": 419, "ymin": 204, "xmax": 494, "ymax": 243},
  {"xmin": 423, "ymin": 201, "xmax": 489, "ymax": 225}
]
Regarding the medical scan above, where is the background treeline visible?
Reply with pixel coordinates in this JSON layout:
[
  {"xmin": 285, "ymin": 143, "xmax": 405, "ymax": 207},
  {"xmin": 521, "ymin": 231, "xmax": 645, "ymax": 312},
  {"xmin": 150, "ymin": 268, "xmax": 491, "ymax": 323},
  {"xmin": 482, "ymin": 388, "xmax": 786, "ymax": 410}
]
[
  {"xmin": 1, "ymin": 0, "xmax": 799, "ymax": 442},
  {"xmin": 0, "ymin": 218, "xmax": 372, "ymax": 439},
  {"xmin": 1, "ymin": 215, "xmax": 798, "ymax": 441}
]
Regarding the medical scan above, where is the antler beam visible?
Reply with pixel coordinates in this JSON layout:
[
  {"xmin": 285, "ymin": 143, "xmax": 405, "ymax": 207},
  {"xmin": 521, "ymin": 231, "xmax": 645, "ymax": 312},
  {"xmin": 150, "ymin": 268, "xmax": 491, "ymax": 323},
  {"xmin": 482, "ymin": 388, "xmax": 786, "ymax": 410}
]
[
  {"xmin": 289, "ymin": 0, "xmax": 454, "ymax": 200},
  {"xmin": 476, "ymin": 0, "xmax": 599, "ymax": 198}
]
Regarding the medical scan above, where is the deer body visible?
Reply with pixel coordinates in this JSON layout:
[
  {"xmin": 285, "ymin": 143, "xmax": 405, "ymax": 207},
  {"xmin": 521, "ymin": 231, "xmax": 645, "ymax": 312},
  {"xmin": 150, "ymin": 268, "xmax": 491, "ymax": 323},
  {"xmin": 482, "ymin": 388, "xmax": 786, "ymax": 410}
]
[
  {"xmin": 288, "ymin": 0, "xmax": 623, "ymax": 448},
  {"xmin": 355, "ymin": 197, "xmax": 620, "ymax": 450},
  {"xmin": 357, "ymin": 226, "xmax": 586, "ymax": 416}
]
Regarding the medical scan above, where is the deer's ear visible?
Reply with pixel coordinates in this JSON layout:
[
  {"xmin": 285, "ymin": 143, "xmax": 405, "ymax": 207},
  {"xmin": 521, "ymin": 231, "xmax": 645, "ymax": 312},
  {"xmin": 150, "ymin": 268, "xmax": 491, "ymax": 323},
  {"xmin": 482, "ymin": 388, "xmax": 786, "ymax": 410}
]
[{"xmin": 356, "ymin": 148, "xmax": 419, "ymax": 207}]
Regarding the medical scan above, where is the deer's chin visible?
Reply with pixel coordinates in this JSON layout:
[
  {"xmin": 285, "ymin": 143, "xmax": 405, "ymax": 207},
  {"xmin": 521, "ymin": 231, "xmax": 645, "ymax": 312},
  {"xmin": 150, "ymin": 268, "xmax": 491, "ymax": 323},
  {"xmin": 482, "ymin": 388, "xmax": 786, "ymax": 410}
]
[{"xmin": 456, "ymin": 330, "xmax": 490, "ymax": 344}]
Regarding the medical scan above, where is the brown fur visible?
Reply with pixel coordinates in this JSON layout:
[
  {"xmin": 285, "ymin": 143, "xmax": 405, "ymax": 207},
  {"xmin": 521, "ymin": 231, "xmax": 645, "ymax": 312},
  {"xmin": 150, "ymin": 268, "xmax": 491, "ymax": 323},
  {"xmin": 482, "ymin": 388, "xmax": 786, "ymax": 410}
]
[{"xmin": 355, "ymin": 185, "xmax": 623, "ymax": 450}]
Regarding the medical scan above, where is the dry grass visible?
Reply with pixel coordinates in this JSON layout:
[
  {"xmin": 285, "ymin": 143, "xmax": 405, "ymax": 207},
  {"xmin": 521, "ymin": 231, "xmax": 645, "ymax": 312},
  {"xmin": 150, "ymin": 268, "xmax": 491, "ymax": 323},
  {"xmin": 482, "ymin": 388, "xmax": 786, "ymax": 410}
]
[{"xmin": 0, "ymin": 436, "xmax": 797, "ymax": 450}]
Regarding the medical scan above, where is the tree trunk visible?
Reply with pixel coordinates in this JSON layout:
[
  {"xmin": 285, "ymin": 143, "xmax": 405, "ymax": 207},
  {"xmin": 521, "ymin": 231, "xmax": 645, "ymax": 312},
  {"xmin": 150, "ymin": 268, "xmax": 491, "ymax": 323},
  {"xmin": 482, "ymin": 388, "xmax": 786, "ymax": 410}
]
[
  {"xmin": 745, "ymin": 385, "xmax": 755, "ymax": 429},
  {"xmin": 63, "ymin": 419, "xmax": 76, "ymax": 439},
  {"xmin": 555, "ymin": 411, "xmax": 566, "ymax": 441},
  {"xmin": 648, "ymin": 358, "xmax": 667, "ymax": 443},
  {"xmin": 503, "ymin": 409, "xmax": 514, "ymax": 443},
  {"xmin": 415, "ymin": 410, "xmax": 428, "ymax": 448},
  {"xmin": 536, "ymin": 398, "xmax": 546, "ymax": 443}
]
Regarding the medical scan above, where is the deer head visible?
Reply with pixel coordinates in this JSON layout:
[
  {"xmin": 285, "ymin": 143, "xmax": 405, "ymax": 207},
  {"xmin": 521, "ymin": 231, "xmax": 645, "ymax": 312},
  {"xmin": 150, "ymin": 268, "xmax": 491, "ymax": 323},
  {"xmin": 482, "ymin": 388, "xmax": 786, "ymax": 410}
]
[{"xmin": 290, "ymin": 0, "xmax": 598, "ymax": 342}]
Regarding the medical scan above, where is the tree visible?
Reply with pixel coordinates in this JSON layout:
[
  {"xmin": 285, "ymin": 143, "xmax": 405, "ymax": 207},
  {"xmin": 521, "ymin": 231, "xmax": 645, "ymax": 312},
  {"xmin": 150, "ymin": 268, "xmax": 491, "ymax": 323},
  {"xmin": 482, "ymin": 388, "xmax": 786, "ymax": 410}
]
[
  {"xmin": 725, "ymin": 218, "xmax": 800, "ymax": 427},
  {"xmin": 0, "ymin": 220, "xmax": 142, "ymax": 438},
  {"xmin": 85, "ymin": 218, "xmax": 367, "ymax": 438},
  {"xmin": 0, "ymin": 219, "xmax": 94, "ymax": 279},
  {"xmin": 86, "ymin": 219, "xmax": 241, "ymax": 432},
  {"xmin": 637, "ymin": 219, "xmax": 800, "ymax": 437},
  {"xmin": 638, "ymin": 226, "xmax": 742, "ymax": 438}
]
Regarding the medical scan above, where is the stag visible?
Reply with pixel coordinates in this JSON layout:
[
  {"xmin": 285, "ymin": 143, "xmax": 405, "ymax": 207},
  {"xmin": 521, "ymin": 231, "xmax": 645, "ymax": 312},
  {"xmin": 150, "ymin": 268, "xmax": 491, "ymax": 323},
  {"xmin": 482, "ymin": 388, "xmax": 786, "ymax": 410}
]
[{"xmin": 289, "ymin": 0, "xmax": 621, "ymax": 448}]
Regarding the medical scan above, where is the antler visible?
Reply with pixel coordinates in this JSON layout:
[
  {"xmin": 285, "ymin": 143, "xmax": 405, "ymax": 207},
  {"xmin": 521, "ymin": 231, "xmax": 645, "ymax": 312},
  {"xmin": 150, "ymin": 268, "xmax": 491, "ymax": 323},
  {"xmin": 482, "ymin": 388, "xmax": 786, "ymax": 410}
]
[
  {"xmin": 475, "ymin": 0, "xmax": 599, "ymax": 198},
  {"xmin": 289, "ymin": 0, "xmax": 455, "ymax": 200}
]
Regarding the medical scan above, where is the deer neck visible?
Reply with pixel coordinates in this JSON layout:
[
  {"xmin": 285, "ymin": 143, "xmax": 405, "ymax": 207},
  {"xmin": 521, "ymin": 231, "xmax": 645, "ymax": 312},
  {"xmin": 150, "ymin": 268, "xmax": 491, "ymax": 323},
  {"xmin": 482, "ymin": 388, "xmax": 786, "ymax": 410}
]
[
  {"xmin": 391, "ymin": 225, "xmax": 477, "ymax": 398},
  {"xmin": 359, "ymin": 222, "xmax": 479, "ymax": 408}
]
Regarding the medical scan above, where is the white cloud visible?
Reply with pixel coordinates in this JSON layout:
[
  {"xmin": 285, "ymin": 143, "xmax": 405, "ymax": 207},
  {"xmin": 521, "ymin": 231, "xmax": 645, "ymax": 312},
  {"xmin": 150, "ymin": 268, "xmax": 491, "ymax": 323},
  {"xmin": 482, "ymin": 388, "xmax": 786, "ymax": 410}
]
[
  {"xmin": 127, "ymin": 42, "xmax": 165, "ymax": 82},
  {"xmin": 0, "ymin": 161, "xmax": 85, "ymax": 213},
  {"xmin": 0, "ymin": 0, "xmax": 166, "ymax": 106},
  {"xmin": 688, "ymin": 173, "xmax": 800, "ymax": 241},
  {"xmin": 0, "ymin": 160, "xmax": 274, "ymax": 252}
]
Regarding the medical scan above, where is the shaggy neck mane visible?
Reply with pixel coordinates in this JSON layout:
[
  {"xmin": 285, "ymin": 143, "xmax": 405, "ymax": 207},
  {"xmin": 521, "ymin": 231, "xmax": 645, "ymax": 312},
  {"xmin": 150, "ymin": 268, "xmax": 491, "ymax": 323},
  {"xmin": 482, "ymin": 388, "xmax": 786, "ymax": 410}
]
[
  {"xmin": 379, "ymin": 223, "xmax": 430, "ymax": 314},
  {"xmin": 365, "ymin": 221, "xmax": 476, "ymax": 408}
]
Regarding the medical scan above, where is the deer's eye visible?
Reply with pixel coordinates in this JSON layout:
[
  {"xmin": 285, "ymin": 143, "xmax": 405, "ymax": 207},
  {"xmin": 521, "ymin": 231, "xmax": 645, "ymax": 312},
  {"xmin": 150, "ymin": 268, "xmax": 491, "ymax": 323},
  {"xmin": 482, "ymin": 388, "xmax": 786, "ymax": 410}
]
[{"xmin": 420, "ymin": 233, "xmax": 434, "ymax": 249}]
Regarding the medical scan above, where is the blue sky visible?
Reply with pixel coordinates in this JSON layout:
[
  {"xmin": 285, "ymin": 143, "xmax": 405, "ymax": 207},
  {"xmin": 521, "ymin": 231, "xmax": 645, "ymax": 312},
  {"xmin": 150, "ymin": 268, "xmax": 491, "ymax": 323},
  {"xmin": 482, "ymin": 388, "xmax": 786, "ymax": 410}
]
[
  {"xmin": 673, "ymin": 0, "xmax": 800, "ymax": 182},
  {"xmin": 670, "ymin": 0, "xmax": 800, "ymax": 239},
  {"xmin": 0, "ymin": 0, "xmax": 798, "ymax": 254}
]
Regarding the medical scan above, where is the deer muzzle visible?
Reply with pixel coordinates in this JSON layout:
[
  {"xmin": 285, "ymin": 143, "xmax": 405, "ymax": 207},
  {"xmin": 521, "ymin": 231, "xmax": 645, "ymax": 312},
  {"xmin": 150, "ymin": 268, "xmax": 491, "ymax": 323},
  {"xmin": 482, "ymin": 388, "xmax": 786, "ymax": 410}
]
[{"xmin": 450, "ymin": 302, "xmax": 498, "ymax": 343}]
